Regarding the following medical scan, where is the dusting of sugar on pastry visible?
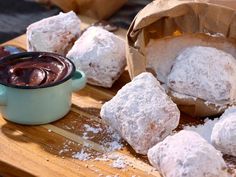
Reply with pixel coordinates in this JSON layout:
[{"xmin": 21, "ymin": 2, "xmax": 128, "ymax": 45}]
[
  {"xmin": 27, "ymin": 11, "xmax": 81, "ymax": 55},
  {"xmin": 167, "ymin": 46, "xmax": 236, "ymax": 104},
  {"xmin": 66, "ymin": 26, "xmax": 126, "ymax": 88},
  {"xmin": 148, "ymin": 130, "xmax": 228, "ymax": 177},
  {"xmin": 72, "ymin": 149, "xmax": 91, "ymax": 161},
  {"xmin": 111, "ymin": 156, "xmax": 126, "ymax": 169},
  {"xmin": 82, "ymin": 124, "xmax": 103, "ymax": 140},
  {"xmin": 100, "ymin": 126, "xmax": 123, "ymax": 152},
  {"xmin": 84, "ymin": 124, "xmax": 103, "ymax": 134},
  {"xmin": 211, "ymin": 107, "xmax": 236, "ymax": 157},
  {"xmin": 100, "ymin": 72, "xmax": 180, "ymax": 154}
]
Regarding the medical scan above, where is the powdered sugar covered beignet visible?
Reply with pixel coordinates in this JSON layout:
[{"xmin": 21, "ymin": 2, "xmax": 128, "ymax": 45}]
[
  {"xmin": 167, "ymin": 46, "xmax": 236, "ymax": 104},
  {"xmin": 211, "ymin": 107, "xmax": 236, "ymax": 156},
  {"xmin": 100, "ymin": 72, "xmax": 180, "ymax": 154},
  {"xmin": 27, "ymin": 11, "xmax": 81, "ymax": 55},
  {"xmin": 148, "ymin": 130, "xmax": 228, "ymax": 177},
  {"xmin": 66, "ymin": 26, "xmax": 126, "ymax": 88}
]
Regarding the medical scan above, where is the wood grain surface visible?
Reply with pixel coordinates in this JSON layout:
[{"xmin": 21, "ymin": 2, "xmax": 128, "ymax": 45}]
[
  {"xmin": 0, "ymin": 15, "xmax": 161, "ymax": 177},
  {"xmin": 0, "ymin": 15, "xmax": 235, "ymax": 177}
]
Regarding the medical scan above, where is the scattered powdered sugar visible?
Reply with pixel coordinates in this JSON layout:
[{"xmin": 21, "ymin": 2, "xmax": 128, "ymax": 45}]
[
  {"xmin": 94, "ymin": 156, "xmax": 110, "ymax": 162},
  {"xmin": 183, "ymin": 118, "xmax": 219, "ymax": 143},
  {"xmin": 101, "ymin": 126, "xmax": 123, "ymax": 152},
  {"xmin": 81, "ymin": 123, "xmax": 123, "ymax": 152},
  {"xmin": 84, "ymin": 124, "xmax": 103, "ymax": 134},
  {"xmin": 58, "ymin": 124, "xmax": 123, "ymax": 161},
  {"xmin": 72, "ymin": 149, "xmax": 91, "ymax": 161},
  {"xmin": 82, "ymin": 124, "xmax": 103, "ymax": 140},
  {"xmin": 59, "ymin": 140, "xmax": 73, "ymax": 155},
  {"xmin": 111, "ymin": 156, "xmax": 126, "ymax": 169},
  {"xmin": 96, "ymin": 153, "xmax": 127, "ymax": 169}
]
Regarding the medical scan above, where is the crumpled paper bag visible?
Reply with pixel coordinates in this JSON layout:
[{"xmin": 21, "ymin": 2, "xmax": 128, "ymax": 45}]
[{"xmin": 126, "ymin": 0, "xmax": 236, "ymax": 117}]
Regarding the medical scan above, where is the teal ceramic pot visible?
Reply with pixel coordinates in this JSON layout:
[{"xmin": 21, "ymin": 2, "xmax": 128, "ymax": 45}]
[{"xmin": 0, "ymin": 52, "xmax": 86, "ymax": 125}]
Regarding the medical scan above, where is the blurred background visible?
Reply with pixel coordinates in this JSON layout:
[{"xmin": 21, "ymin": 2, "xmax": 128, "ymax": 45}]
[{"xmin": 0, "ymin": 0, "xmax": 152, "ymax": 43}]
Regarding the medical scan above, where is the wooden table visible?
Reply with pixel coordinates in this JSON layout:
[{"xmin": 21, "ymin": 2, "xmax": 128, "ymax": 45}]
[
  {"xmin": 0, "ymin": 16, "xmax": 235, "ymax": 177},
  {"xmin": 0, "ymin": 16, "xmax": 162, "ymax": 177}
]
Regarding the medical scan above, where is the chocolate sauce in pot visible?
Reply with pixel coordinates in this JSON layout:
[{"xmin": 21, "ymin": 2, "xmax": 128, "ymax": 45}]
[{"xmin": 0, "ymin": 54, "xmax": 73, "ymax": 87}]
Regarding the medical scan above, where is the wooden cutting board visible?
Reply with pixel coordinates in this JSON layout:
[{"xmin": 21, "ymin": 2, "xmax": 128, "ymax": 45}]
[{"xmin": 0, "ymin": 16, "xmax": 234, "ymax": 177}]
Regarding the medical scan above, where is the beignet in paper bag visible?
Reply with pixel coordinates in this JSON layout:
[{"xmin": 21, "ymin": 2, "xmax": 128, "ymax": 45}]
[{"xmin": 126, "ymin": 0, "xmax": 236, "ymax": 117}]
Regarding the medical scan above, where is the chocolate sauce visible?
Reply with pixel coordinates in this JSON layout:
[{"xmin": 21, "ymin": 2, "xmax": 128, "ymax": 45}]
[{"xmin": 0, "ymin": 53, "xmax": 73, "ymax": 87}]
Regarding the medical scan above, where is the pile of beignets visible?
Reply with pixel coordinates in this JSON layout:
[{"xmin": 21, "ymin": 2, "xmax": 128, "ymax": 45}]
[
  {"xmin": 27, "ymin": 11, "xmax": 236, "ymax": 177},
  {"xmin": 101, "ymin": 72, "xmax": 235, "ymax": 177},
  {"xmin": 27, "ymin": 11, "xmax": 126, "ymax": 88},
  {"xmin": 100, "ymin": 37, "xmax": 236, "ymax": 176}
]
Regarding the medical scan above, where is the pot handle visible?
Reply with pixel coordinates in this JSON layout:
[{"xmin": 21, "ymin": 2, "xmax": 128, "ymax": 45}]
[
  {"xmin": 0, "ymin": 85, "xmax": 7, "ymax": 106},
  {"xmin": 72, "ymin": 70, "xmax": 87, "ymax": 92}
]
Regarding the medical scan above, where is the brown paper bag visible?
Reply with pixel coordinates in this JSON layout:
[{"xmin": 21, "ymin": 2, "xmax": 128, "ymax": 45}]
[
  {"xmin": 208, "ymin": 0, "xmax": 236, "ymax": 9},
  {"xmin": 49, "ymin": 0, "xmax": 127, "ymax": 20},
  {"xmin": 126, "ymin": 0, "xmax": 236, "ymax": 117}
]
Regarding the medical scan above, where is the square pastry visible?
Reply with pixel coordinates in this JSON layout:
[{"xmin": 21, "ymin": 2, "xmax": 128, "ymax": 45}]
[
  {"xmin": 100, "ymin": 72, "xmax": 180, "ymax": 154},
  {"xmin": 27, "ymin": 11, "xmax": 81, "ymax": 55},
  {"xmin": 66, "ymin": 26, "xmax": 126, "ymax": 88}
]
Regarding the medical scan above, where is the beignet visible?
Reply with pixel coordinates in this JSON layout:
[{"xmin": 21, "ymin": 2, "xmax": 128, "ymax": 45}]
[
  {"xmin": 211, "ymin": 107, "xmax": 236, "ymax": 157},
  {"xmin": 148, "ymin": 130, "xmax": 228, "ymax": 177},
  {"xmin": 100, "ymin": 72, "xmax": 180, "ymax": 154},
  {"xmin": 167, "ymin": 46, "xmax": 236, "ymax": 104},
  {"xmin": 67, "ymin": 26, "xmax": 126, "ymax": 88},
  {"xmin": 27, "ymin": 11, "xmax": 81, "ymax": 55}
]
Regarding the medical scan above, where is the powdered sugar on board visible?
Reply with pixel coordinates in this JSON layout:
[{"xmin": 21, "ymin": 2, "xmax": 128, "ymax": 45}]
[
  {"xmin": 109, "ymin": 155, "xmax": 127, "ymax": 169},
  {"xmin": 72, "ymin": 149, "xmax": 92, "ymax": 161},
  {"xmin": 58, "ymin": 124, "xmax": 124, "ymax": 161},
  {"xmin": 95, "ymin": 154, "xmax": 127, "ymax": 169},
  {"xmin": 82, "ymin": 124, "xmax": 103, "ymax": 140}
]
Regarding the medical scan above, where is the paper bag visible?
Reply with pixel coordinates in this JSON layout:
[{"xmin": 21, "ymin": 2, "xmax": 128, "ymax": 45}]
[
  {"xmin": 208, "ymin": 0, "xmax": 236, "ymax": 9},
  {"xmin": 126, "ymin": 0, "xmax": 236, "ymax": 117}
]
